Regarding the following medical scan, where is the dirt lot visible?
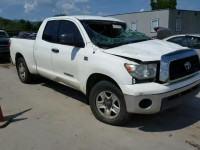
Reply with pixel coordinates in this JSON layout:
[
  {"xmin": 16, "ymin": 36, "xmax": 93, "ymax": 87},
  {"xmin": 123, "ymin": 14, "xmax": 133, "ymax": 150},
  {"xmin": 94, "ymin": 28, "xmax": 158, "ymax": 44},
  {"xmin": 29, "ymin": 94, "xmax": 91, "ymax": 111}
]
[{"xmin": 0, "ymin": 60, "xmax": 200, "ymax": 150}]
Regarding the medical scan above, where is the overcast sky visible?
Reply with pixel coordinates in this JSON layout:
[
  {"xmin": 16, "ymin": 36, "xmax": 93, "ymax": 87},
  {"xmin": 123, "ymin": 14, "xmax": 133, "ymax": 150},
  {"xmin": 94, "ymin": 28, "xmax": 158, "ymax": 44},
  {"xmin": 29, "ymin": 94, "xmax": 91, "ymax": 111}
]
[{"xmin": 0, "ymin": 0, "xmax": 199, "ymax": 21}]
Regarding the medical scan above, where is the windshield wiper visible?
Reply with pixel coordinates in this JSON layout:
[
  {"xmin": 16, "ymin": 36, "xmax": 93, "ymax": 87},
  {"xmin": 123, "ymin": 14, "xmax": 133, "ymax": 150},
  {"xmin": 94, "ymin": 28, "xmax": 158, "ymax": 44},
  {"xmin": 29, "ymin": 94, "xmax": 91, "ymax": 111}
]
[{"xmin": 134, "ymin": 39, "xmax": 151, "ymax": 43}]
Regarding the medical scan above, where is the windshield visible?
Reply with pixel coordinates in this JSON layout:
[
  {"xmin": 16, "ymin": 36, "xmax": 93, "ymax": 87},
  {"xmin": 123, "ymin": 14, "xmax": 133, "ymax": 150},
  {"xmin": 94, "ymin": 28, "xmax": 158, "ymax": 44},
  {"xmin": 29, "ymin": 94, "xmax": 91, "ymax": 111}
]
[
  {"xmin": 0, "ymin": 31, "xmax": 9, "ymax": 38},
  {"xmin": 81, "ymin": 20, "xmax": 151, "ymax": 49}
]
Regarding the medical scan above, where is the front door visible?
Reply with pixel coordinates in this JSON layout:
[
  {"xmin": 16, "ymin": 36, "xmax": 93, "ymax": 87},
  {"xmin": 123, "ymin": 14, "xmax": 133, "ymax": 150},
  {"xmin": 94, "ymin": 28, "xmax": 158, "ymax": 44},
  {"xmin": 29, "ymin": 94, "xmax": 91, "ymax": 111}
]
[{"xmin": 51, "ymin": 20, "xmax": 86, "ymax": 90}]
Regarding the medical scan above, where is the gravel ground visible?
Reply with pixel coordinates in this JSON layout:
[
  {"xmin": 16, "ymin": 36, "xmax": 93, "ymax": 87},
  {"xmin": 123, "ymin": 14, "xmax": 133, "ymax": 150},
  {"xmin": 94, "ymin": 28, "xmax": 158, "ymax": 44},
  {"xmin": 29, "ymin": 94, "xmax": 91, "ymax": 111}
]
[{"xmin": 0, "ymin": 60, "xmax": 200, "ymax": 150}]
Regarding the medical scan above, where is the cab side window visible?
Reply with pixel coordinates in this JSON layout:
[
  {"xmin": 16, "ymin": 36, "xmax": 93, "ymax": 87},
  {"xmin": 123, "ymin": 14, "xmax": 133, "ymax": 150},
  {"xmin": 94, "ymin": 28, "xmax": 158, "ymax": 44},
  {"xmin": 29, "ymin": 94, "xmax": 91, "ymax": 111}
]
[
  {"xmin": 57, "ymin": 20, "xmax": 84, "ymax": 46},
  {"xmin": 42, "ymin": 20, "xmax": 59, "ymax": 43}
]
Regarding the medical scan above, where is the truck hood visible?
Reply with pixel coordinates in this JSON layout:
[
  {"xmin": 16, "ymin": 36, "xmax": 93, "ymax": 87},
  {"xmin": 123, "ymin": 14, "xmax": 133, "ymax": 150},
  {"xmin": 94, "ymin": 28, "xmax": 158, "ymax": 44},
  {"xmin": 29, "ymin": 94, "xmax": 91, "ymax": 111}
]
[{"xmin": 104, "ymin": 39, "xmax": 185, "ymax": 62}]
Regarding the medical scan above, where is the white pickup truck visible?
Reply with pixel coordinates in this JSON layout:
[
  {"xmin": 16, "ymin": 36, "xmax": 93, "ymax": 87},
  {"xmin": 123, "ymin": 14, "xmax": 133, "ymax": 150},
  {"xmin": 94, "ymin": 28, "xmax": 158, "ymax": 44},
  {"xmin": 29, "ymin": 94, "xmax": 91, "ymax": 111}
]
[{"xmin": 10, "ymin": 16, "xmax": 200, "ymax": 125}]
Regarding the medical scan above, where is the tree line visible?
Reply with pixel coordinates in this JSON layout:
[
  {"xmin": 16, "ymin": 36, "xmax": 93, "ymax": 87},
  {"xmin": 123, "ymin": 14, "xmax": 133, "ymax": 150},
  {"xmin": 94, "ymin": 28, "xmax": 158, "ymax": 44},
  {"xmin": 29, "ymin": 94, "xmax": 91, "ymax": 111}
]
[
  {"xmin": 151, "ymin": 0, "xmax": 177, "ymax": 10},
  {"xmin": 0, "ymin": 17, "xmax": 42, "ymax": 32},
  {"xmin": 0, "ymin": 13, "xmax": 66, "ymax": 33}
]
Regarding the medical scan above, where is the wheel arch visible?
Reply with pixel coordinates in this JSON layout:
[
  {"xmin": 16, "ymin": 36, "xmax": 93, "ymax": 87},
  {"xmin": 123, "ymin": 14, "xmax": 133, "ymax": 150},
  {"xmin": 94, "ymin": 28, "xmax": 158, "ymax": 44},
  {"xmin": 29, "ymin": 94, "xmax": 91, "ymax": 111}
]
[
  {"xmin": 86, "ymin": 73, "xmax": 122, "ymax": 98},
  {"xmin": 15, "ymin": 52, "xmax": 32, "ymax": 72},
  {"xmin": 15, "ymin": 52, "xmax": 24, "ymax": 63}
]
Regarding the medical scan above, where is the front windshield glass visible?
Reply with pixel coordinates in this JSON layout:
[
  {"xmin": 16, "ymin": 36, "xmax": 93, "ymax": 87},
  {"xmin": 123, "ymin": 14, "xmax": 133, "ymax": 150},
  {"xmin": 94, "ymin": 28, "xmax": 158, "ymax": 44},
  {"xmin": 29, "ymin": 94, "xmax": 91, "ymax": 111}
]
[
  {"xmin": 0, "ymin": 31, "xmax": 9, "ymax": 38},
  {"xmin": 81, "ymin": 20, "xmax": 151, "ymax": 49}
]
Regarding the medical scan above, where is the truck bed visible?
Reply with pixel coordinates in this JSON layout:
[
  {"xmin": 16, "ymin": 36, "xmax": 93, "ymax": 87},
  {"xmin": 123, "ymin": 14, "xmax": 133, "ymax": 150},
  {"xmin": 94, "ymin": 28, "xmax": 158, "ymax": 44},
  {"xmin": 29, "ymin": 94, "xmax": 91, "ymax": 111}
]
[{"xmin": 10, "ymin": 38, "xmax": 37, "ymax": 74}]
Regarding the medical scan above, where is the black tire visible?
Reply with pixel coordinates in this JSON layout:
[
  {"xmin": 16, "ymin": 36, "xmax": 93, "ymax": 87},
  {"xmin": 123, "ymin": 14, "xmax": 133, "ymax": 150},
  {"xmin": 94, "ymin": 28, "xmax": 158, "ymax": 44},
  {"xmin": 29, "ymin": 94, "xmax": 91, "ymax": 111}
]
[
  {"xmin": 89, "ymin": 81, "xmax": 129, "ymax": 126},
  {"xmin": 16, "ymin": 57, "xmax": 33, "ymax": 83}
]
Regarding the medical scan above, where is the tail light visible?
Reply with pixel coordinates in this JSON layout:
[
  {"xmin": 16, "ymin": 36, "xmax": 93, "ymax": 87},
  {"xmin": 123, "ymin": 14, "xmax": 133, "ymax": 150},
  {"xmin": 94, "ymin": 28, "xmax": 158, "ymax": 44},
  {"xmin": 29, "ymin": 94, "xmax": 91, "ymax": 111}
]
[{"xmin": 8, "ymin": 41, "xmax": 11, "ymax": 47}]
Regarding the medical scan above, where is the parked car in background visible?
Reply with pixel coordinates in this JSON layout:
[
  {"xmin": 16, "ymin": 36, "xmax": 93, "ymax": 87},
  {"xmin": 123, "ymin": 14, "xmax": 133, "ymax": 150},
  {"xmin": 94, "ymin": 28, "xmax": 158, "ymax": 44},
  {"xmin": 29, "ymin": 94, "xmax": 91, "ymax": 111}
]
[
  {"xmin": 7, "ymin": 31, "xmax": 20, "ymax": 38},
  {"xmin": 10, "ymin": 16, "xmax": 200, "ymax": 125},
  {"xmin": 0, "ymin": 30, "xmax": 10, "ymax": 59},
  {"xmin": 164, "ymin": 34, "xmax": 200, "ymax": 57},
  {"xmin": 164, "ymin": 34, "xmax": 200, "ymax": 49},
  {"xmin": 18, "ymin": 31, "xmax": 36, "ymax": 39},
  {"xmin": 26, "ymin": 33, "xmax": 37, "ymax": 40}
]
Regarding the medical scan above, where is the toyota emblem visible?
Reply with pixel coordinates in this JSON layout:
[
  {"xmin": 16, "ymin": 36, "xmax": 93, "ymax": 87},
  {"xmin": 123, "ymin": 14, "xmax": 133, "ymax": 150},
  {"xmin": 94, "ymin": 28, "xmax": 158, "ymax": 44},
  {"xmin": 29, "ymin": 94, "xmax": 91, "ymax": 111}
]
[{"xmin": 184, "ymin": 61, "xmax": 192, "ymax": 70}]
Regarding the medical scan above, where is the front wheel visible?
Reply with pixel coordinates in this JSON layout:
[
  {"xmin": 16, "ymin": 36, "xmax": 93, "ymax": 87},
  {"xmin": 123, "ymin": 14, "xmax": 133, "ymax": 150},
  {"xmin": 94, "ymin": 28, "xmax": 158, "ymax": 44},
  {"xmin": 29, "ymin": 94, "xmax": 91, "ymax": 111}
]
[
  {"xmin": 89, "ymin": 81, "xmax": 129, "ymax": 126},
  {"xmin": 16, "ymin": 57, "xmax": 33, "ymax": 83}
]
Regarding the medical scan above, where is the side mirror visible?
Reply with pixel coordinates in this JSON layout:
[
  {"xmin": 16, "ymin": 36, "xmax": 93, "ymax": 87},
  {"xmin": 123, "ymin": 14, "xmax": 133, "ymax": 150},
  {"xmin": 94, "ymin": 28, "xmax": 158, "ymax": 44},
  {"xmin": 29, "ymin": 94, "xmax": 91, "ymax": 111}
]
[{"xmin": 59, "ymin": 34, "xmax": 85, "ymax": 48}]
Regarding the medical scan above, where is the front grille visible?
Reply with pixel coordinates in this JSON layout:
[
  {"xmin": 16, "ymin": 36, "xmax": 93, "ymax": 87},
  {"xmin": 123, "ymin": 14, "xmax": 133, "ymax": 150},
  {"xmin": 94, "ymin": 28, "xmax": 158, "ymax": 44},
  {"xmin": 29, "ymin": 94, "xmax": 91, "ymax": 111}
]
[{"xmin": 169, "ymin": 55, "xmax": 200, "ymax": 80}]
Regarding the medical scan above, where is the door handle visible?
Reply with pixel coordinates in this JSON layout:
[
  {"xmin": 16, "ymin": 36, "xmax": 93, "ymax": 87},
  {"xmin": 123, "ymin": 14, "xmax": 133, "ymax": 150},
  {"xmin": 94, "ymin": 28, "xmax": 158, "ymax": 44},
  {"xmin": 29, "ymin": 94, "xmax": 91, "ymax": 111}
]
[{"xmin": 52, "ymin": 48, "xmax": 59, "ymax": 53}]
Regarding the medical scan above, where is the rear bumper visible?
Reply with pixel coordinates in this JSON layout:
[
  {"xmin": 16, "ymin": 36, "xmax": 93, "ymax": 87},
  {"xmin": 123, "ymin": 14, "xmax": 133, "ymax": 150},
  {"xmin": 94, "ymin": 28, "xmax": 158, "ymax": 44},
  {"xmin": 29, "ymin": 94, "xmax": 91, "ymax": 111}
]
[{"xmin": 120, "ymin": 74, "xmax": 200, "ymax": 114}]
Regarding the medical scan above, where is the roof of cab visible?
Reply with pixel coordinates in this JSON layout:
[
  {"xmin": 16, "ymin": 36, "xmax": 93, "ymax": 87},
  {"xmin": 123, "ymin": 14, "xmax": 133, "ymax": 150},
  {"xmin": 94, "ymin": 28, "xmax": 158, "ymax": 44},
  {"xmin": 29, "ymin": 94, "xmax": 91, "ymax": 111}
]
[{"xmin": 45, "ymin": 15, "xmax": 124, "ymax": 23}]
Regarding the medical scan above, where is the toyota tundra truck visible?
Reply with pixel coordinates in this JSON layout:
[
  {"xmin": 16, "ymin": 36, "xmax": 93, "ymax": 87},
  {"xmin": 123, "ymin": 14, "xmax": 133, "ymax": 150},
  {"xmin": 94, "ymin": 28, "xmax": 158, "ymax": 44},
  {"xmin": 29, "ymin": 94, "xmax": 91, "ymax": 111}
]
[{"xmin": 10, "ymin": 16, "xmax": 200, "ymax": 125}]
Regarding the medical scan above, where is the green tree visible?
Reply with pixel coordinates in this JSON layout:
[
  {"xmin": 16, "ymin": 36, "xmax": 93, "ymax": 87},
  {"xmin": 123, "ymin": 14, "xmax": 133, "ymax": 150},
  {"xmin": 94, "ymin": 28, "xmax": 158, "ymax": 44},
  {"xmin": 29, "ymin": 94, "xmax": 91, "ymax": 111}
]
[
  {"xmin": 169, "ymin": 0, "xmax": 177, "ymax": 9},
  {"xmin": 54, "ymin": 13, "xmax": 67, "ymax": 17},
  {"xmin": 150, "ymin": 0, "xmax": 177, "ymax": 10},
  {"xmin": 19, "ymin": 19, "xmax": 26, "ymax": 24},
  {"xmin": 36, "ymin": 21, "xmax": 42, "ymax": 29},
  {"xmin": 25, "ymin": 21, "xmax": 32, "ymax": 31},
  {"xmin": 157, "ymin": 0, "xmax": 169, "ymax": 9},
  {"xmin": 0, "ymin": 17, "xmax": 41, "ymax": 32},
  {"xmin": 151, "ymin": 0, "xmax": 156, "ymax": 10}
]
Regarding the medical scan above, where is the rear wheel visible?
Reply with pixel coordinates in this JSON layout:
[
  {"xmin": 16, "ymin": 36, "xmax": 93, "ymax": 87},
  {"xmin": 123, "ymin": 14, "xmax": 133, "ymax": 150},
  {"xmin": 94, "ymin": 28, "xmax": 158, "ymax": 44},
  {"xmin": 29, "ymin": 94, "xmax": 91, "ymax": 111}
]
[
  {"xmin": 89, "ymin": 81, "xmax": 129, "ymax": 126},
  {"xmin": 16, "ymin": 57, "xmax": 33, "ymax": 83}
]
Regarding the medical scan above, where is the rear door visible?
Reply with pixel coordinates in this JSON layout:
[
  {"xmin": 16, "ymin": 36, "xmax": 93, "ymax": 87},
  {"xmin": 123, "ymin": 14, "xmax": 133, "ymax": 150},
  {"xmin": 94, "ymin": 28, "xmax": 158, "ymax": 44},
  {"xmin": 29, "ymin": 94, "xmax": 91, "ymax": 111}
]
[
  {"xmin": 34, "ymin": 20, "xmax": 59, "ymax": 79},
  {"xmin": 51, "ymin": 20, "xmax": 86, "ymax": 90}
]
